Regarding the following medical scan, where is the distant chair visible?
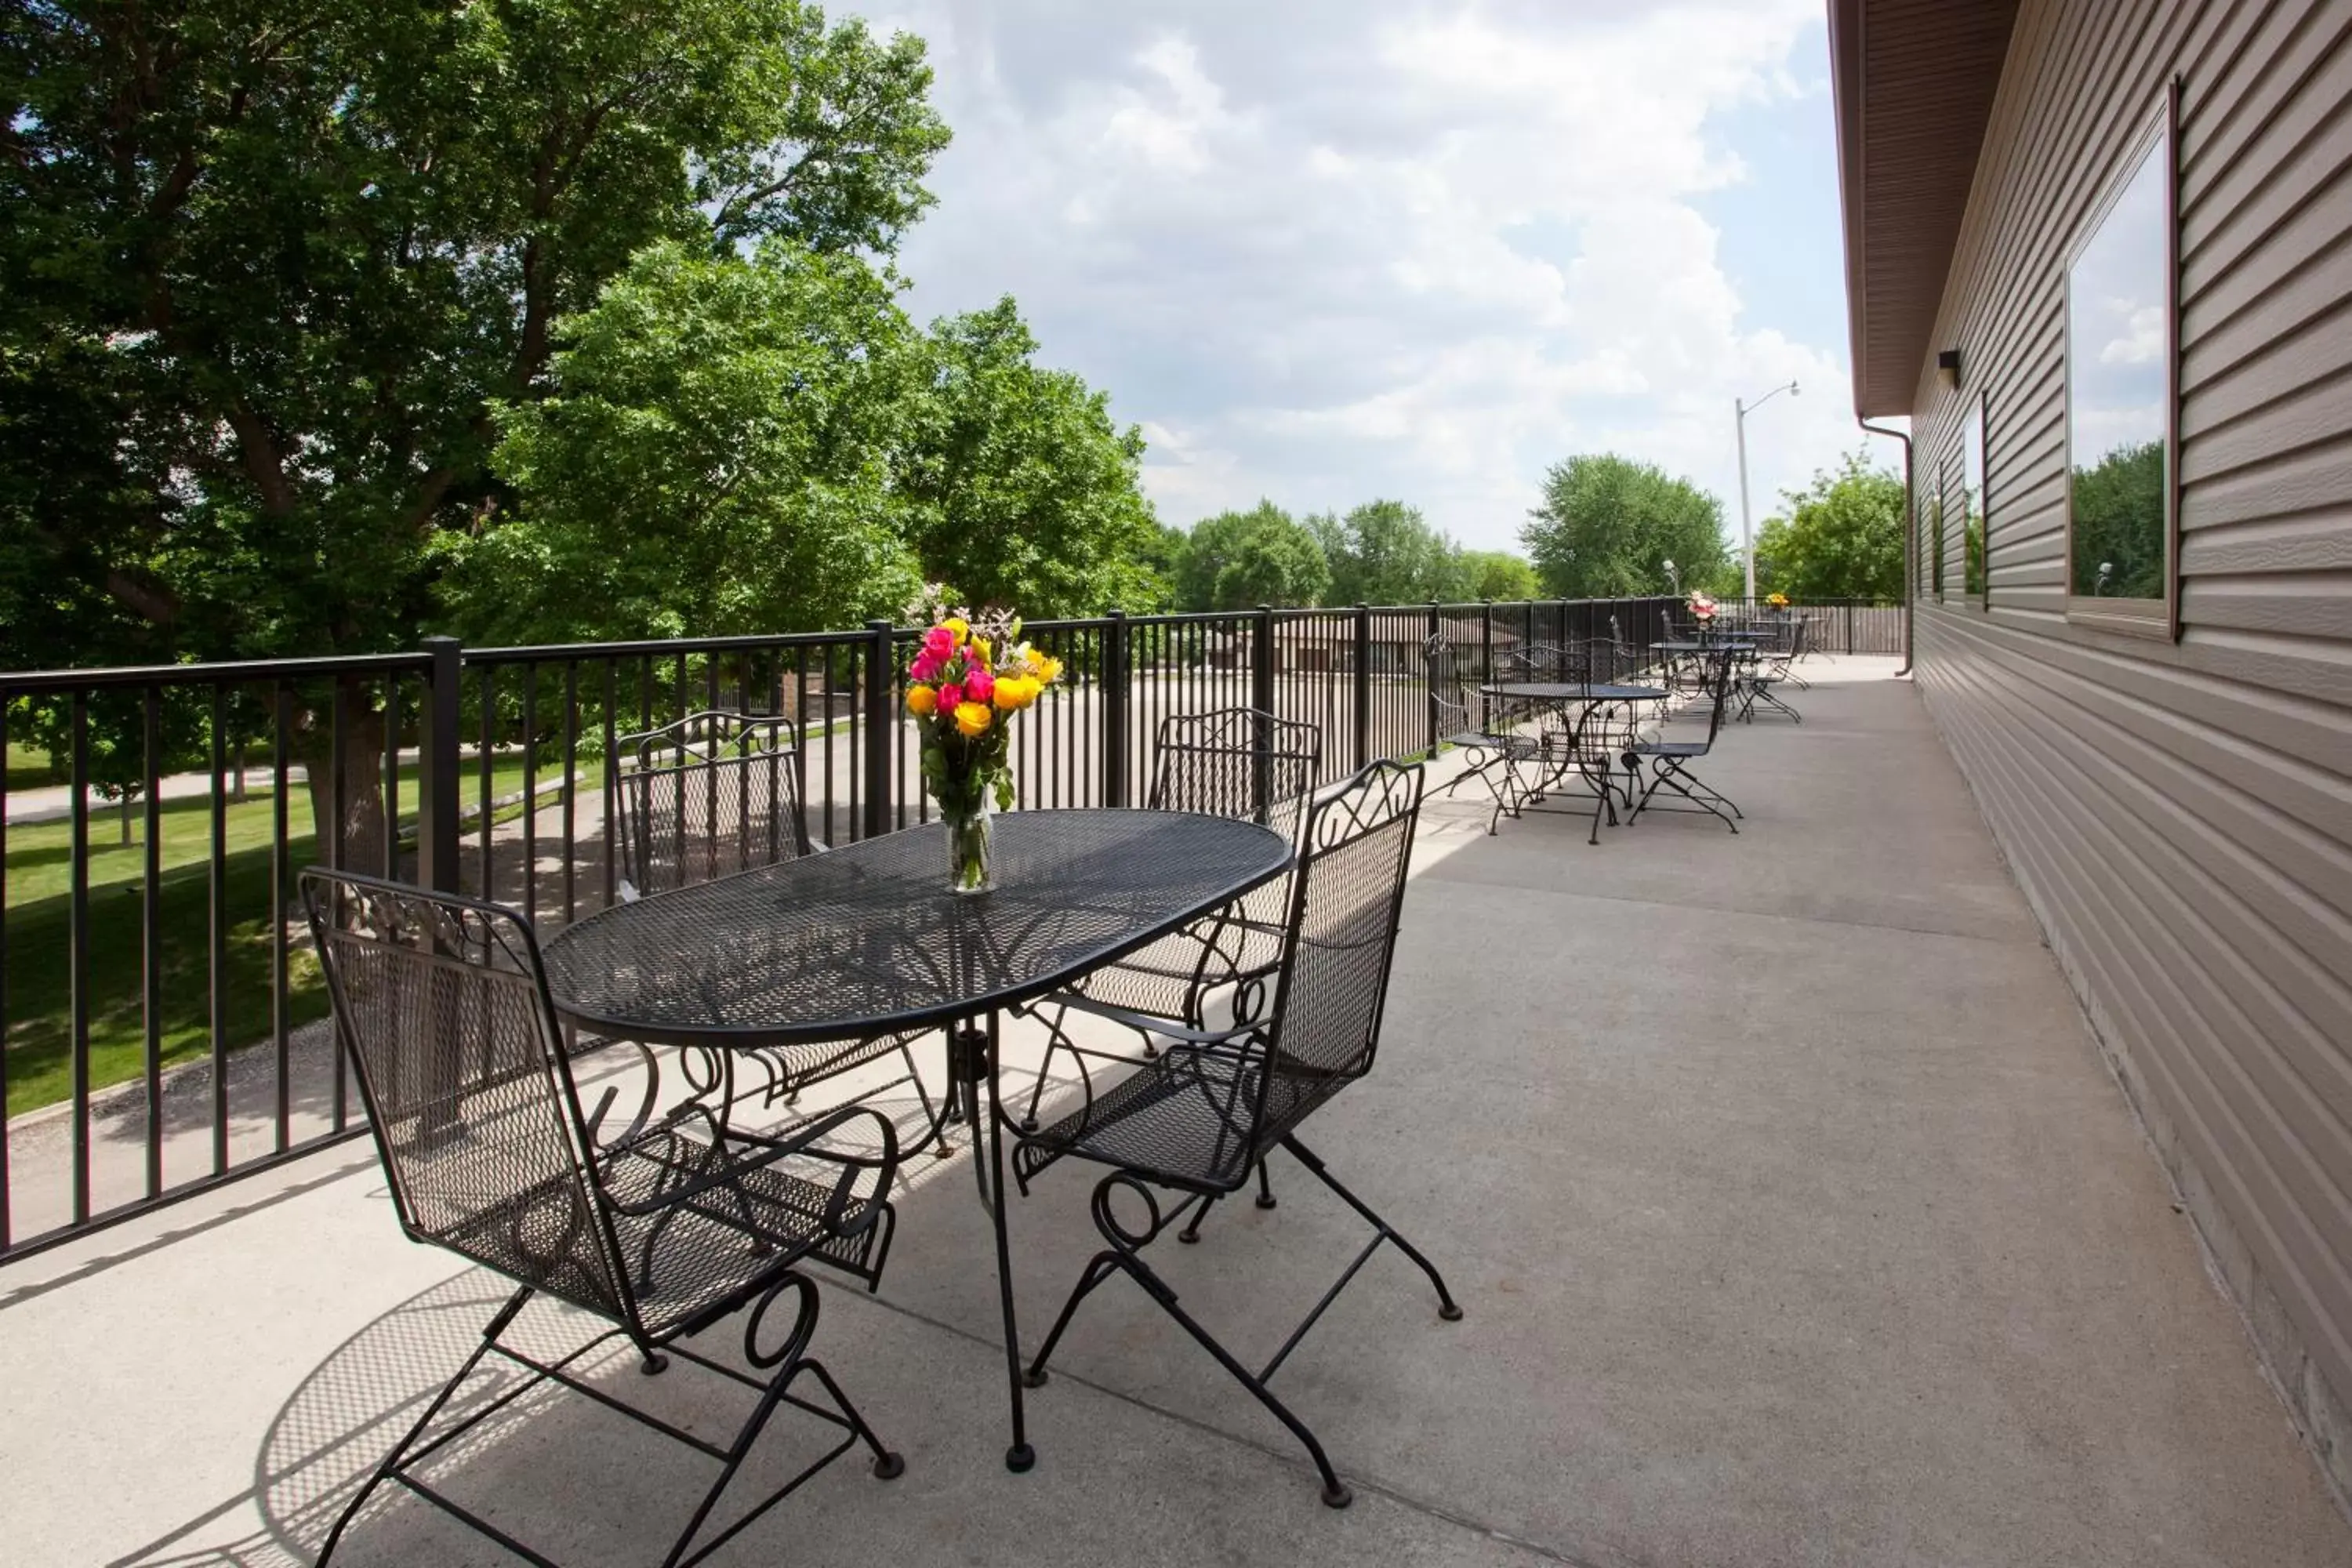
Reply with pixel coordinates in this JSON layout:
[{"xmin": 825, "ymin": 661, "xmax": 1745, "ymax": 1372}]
[
  {"xmin": 1740, "ymin": 619, "xmax": 1806, "ymax": 722},
  {"xmin": 609, "ymin": 711, "xmax": 940, "ymax": 1138},
  {"xmin": 1624, "ymin": 651, "xmax": 1743, "ymax": 833},
  {"xmin": 302, "ymin": 869, "xmax": 905, "ymax": 1568},
  {"xmin": 1012, "ymin": 761, "xmax": 1461, "ymax": 1509},
  {"xmin": 1022, "ymin": 707, "xmax": 1319, "ymax": 1134},
  {"xmin": 1426, "ymin": 636, "xmax": 1539, "ymax": 835}
]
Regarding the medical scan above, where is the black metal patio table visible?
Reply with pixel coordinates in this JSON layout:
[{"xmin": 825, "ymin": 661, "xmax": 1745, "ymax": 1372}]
[
  {"xmin": 540, "ymin": 808, "xmax": 1293, "ymax": 1477},
  {"xmin": 1479, "ymin": 682, "xmax": 1670, "ymax": 844}
]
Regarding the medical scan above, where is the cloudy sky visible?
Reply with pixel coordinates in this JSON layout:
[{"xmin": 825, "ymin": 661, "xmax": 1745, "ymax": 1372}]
[{"xmin": 836, "ymin": 0, "xmax": 1879, "ymax": 556}]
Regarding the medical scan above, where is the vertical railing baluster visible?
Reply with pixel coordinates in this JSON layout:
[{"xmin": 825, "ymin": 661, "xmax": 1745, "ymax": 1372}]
[
  {"xmin": 477, "ymin": 665, "xmax": 495, "ymax": 900},
  {"xmin": 862, "ymin": 620, "xmax": 891, "ymax": 842},
  {"xmin": 601, "ymin": 661, "xmax": 619, "ymax": 907},
  {"xmin": 522, "ymin": 672, "xmax": 539, "ymax": 923},
  {"xmin": 561, "ymin": 661, "xmax": 579, "ymax": 923},
  {"xmin": 1, "ymin": 699, "xmax": 12, "ymax": 1251},
  {"xmin": 1102, "ymin": 611, "xmax": 1128, "ymax": 808},
  {"xmin": 379, "ymin": 678, "xmax": 400, "ymax": 881},
  {"xmin": 141, "ymin": 686, "xmax": 162, "ymax": 1197},
  {"xmin": 209, "ymin": 684, "xmax": 230, "ymax": 1175},
  {"xmin": 272, "ymin": 682, "xmax": 291, "ymax": 1152},
  {"xmin": 421, "ymin": 638, "xmax": 461, "ymax": 896},
  {"xmin": 69, "ymin": 693, "xmax": 91, "ymax": 1225}
]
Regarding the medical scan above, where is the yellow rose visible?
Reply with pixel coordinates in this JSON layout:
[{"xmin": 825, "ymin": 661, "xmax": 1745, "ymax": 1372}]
[
  {"xmin": 953, "ymin": 700, "xmax": 993, "ymax": 737},
  {"xmin": 993, "ymin": 675, "xmax": 1038, "ymax": 710},
  {"xmin": 906, "ymin": 684, "xmax": 937, "ymax": 717},
  {"xmin": 943, "ymin": 616, "xmax": 969, "ymax": 646}
]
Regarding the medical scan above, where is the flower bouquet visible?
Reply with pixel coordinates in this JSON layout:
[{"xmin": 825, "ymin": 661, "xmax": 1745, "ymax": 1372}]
[
  {"xmin": 905, "ymin": 600, "xmax": 1062, "ymax": 894},
  {"xmin": 1688, "ymin": 590, "xmax": 1719, "ymax": 623},
  {"xmin": 1766, "ymin": 591, "xmax": 1790, "ymax": 610}
]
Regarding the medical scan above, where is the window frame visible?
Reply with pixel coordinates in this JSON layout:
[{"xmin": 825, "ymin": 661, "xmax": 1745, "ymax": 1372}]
[
  {"xmin": 2062, "ymin": 78, "xmax": 2180, "ymax": 641},
  {"xmin": 1962, "ymin": 390, "xmax": 1989, "ymax": 608}
]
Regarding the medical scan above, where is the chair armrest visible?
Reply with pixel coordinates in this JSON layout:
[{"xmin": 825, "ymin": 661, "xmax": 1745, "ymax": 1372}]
[
  {"xmin": 601, "ymin": 1101, "xmax": 899, "ymax": 1239},
  {"xmin": 1044, "ymin": 989, "xmax": 1268, "ymax": 1052}
]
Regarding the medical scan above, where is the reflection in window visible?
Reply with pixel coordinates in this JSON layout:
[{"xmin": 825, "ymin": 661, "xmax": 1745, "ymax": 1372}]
[
  {"xmin": 1962, "ymin": 396, "xmax": 1987, "ymax": 600},
  {"xmin": 1930, "ymin": 491, "xmax": 1946, "ymax": 598},
  {"xmin": 2067, "ymin": 115, "xmax": 2170, "ymax": 601}
]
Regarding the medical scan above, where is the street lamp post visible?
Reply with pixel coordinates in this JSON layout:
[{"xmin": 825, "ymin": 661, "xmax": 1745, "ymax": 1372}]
[{"xmin": 1735, "ymin": 379, "xmax": 1799, "ymax": 601}]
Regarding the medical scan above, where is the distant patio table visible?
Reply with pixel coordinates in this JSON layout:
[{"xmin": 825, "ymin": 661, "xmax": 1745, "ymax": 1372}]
[
  {"xmin": 1480, "ymin": 681, "xmax": 1669, "ymax": 844},
  {"xmin": 540, "ymin": 808, "xmax": 1293, "ymax": 1477}
]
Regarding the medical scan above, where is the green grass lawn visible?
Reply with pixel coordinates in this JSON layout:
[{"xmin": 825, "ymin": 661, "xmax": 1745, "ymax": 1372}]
[
  {"xmin": 6, "ymin": 742, "xmax": 64, "ymax": 793},
  {"xmin": 4, "ymin": 757, "xmax": 539, "ymax": 909},
  {"xmin": 2, "ymin": 756, "xmax": 550, "ymax": 1114},
  {"xmin": 3, "ymin": 833, "xmax": 332, "ymax": 1115}
]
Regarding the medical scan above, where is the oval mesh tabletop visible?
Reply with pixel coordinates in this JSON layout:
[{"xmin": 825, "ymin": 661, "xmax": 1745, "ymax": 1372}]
[{"xmin": 543, "ymin": 810, "xmax": 1290, "ymax": 1047}]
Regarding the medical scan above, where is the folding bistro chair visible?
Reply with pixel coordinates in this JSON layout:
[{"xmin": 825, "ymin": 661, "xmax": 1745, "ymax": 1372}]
[
  {"xmin": 1427, "ymin": 635, "xmax": 1540, "ymax": 834},
  {"xmin": 609, "ymin": 711, "xmax": 942, "ymax": 1141},
  {"xmin": 1740, "ymin": 618, "xmax": 1807, "ymax": 720},
  {"xmin": 302, "ymin": 870, "xmax": 903, "ymax": 1568},
  {"xmin": 1011, "ymin": 761, "xmax": 1461, "ymax": 1508},
  {"xmin": 1021, "ymin": 708, "xmax": 1319, "ymax": 1149},
  {"xmin": 1624, "ymin": 649, "xmax": 1743, "ymax": 833}
]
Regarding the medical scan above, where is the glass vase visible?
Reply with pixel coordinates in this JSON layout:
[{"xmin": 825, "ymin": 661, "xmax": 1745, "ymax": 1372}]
[{"xmin": 944, "ymin": 797, "xmax": 994, "ymax": 895}]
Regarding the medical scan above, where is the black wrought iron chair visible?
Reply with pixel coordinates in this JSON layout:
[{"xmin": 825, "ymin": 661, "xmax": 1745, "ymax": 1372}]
[
  {"xmin": 301, "ymin": 869, "xmax": 903, "ymax": 1568},
  {"xmin": 1011, "ymin": 760, "xmax": 1461, "ymax": 1509},
  {"xmin": 1427, "ymin": 637, "xmax": 1539, "ymax": 834},
  {"xmin": 609, "ymin": 711, "xmax": 941, "ymax": 1139},
  {"xmin": 1739, "ymin": 617, "xmax": 1806, "ymax": 723},
  {"xmin": 1624, "ymin": 651, "xmax": 1743, "ymax": 833},
  {"xmin": 1021, "ymin": 708, "xmax": 1319, "ymax": 1130}
]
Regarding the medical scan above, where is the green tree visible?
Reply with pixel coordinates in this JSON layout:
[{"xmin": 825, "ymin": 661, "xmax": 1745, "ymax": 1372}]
[
  {"xmin": 894, "ymin": 299, "xmax": 1163, "ymax": 619},
  {"xmin": 2, "ymin": 0, "xmax": 949, "ymax": 839},
  {"xmin": 1309, "ymin": 499, "xmax": 1465, "ymax": 604},
  {"xmin": 1749, "ymin": 451, "xmax": 1907, "ymax": 601},
  {"xmin": 2069, "ymin": 439, "xmax": 2164, "ymax": 599},
  {"xmin": 1174, "ymin": 503, "xmax": 1330, "ymax": 610},
  {"xmin": 1521, "ymin": 456, "xmax": 1727, "ymax": 598},
  {"xmin": 1458, "ymin": 549, "xmax": 1540, "ymax": 601},
  {"xmin": 443, "ymin": 240, "xmax": 924, "ymax": 644}
]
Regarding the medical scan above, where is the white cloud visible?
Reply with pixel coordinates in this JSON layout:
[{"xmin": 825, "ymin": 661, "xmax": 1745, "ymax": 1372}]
[{"xmin": 839, "ymin": 0, "xmax": 1860, "ymax": 553}]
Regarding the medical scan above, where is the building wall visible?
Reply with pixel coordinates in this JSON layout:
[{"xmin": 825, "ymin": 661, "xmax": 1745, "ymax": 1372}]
[{"xmin": 1904, "ymin": 0, "xmax": 2352, "ymax": 1501}]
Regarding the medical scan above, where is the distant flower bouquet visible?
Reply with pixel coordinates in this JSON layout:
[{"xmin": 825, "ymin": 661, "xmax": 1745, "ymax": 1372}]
[
  {"xmin": 904, "ymin": 593, "xmax": 1062, "ymax": 893},
  {"xmin": 1688, "ymin": 591, "xmax": 1719, "ymax": 622},
  {"xmin": 1766, "ymin": 591, "xmax": 1790, "ymax": 609}
]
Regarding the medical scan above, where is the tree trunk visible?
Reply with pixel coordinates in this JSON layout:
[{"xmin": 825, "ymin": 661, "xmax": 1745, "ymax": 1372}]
[{"xmin": 297, "ymin": 688, "xmax": 390, "ymax": 880}]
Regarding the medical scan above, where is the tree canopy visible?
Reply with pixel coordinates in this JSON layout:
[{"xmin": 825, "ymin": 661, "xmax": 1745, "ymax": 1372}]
[
  {"xmin": 1309, "ymin": 499, "xmax": 1465, "ymax": 604},
  {"xmin": 891, "ymin": 299, "xmax": 1163, "ymax": 619},
  {"xmin": 1, "ymin": 0, "xmax": 951, "ymax": 671},
  {"xmin": 2068, "ymin": 439, "xmax": 2164, "ymax": 600},
  {"xmin": 1520, "ymin": 456, "xmax": 1726, "ymax": 599},
  {"xmin": 1172, "ymin": 502, "xmax": 1331, "ymax": 610},
  {"xmin": 1750, "ymin": 452, "xmax": 1907, "ymax": 601},
  {"xmin": 1458, "ymin": 548, "xmax": 1539, "ymax": 601}
]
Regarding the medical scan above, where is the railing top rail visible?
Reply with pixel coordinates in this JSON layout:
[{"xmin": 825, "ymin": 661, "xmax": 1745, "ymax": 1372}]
[
  {"xmin": 0, "ymin": 649, "xmax": 436, "ymax": 693},
  {"xmin": 464, "ymin": 627, "xmax": 887, "ymax": 664}
]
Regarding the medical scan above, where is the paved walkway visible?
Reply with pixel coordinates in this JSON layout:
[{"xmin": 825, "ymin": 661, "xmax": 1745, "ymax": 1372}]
[{"xmin": 2, "ymin": 661, "xmax": 2345, "ymax": 1567}]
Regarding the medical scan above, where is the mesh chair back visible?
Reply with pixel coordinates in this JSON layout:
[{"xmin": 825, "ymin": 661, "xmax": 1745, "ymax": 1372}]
[
  {"xmin": 1253, "ymin": 760, "xmax": 1424, "ymax": 1126},
  {"xmin": 614, "ymin": 712, "xmax": 805, "ymax": 900},
  {"xmin": 1148, "ymin": 707, "xmax": 1320, "ymax": 843},
  {"xmin": 301, "ymin": 870, "xmax": 631, "ymax": 1324}
]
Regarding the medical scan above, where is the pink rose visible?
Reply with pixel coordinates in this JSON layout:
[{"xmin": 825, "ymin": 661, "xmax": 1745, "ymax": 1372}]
[
  {"xmin": 966, "ymin": 666, "xmax": 995, "ymax": 703},
  {"xmin": 909, "ymin": 649, "xmax": 945, "ymax": 683},
  {"xmin": 922, "ymin": 625, "xmax": 956, "ymax": 659},
  {"xmin": 938, "ymin": 682, "xmax": 965, "ymax": 711}
]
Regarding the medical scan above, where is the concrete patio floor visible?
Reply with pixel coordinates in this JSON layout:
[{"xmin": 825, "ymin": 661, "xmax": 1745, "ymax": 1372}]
[{"xmin": 4, "ymin": 659, "xmax": 2347, "ymax": 1568}]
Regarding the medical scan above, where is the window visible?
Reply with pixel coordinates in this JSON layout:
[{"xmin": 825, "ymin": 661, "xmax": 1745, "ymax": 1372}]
[
  {"xmin": 2065, "ymin": 85, "xmax": 2177, "ymax": 636},
  {"xmin": 1962, "ymin": 394, "xmax": 1987, "ymax": 603},
  {"xmin": 1929, "ymin": 489, "xmax": 1946, "ymax": 599}
]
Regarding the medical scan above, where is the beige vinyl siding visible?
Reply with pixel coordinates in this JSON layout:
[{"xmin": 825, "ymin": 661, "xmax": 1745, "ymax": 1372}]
[{"xmin": 1906, "ymin": 0, "xmax": 2352, "ymax": 1426}]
